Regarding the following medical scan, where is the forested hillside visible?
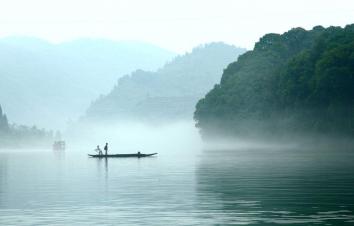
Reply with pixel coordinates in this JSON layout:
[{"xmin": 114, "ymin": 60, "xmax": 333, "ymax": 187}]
[
  {"xmin": 85, "ymin": 43, "xmax": 246, "ymax": 123},
  {"xmin": 0, "ymin": 105, "xmax": 53, "ymax": 148},
  {"xmin": 195, "ymin": 25, "xmax": 354, "ymax": 139}
]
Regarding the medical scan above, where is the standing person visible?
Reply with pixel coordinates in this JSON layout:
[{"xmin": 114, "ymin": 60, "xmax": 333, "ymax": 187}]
[{"xmin": 104, "ymin": 143, "xmax": 108, "ymax": 155}]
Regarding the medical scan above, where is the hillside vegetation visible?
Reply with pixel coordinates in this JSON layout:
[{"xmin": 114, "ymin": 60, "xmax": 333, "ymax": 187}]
[
  {"xmin": 85, "ymin": 43, "xmax": 246, "ymax": 123},
  {"xmin": 0, "ymin": 105, "xmax": 53, "ymax": 148},
  {"xmin": 194, "ymin": 25, "xmax": 354, "ymax": 140}
]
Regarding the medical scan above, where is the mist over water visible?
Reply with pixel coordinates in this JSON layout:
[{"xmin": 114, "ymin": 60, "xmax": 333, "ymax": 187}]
[
  {"xmin": 1, "ymin": 121, "xmax": 354, "ymax": 225},
  {"xmin": 1, "ymin": 4, "xmax": 354, "ymax": 224},
  {"xmin": 66, "ymin": 120, "xmax": 202, "ymax": 154}
]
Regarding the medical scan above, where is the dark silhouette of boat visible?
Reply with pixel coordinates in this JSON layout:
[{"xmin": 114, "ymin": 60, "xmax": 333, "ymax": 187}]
[{"xmin": 88, "ymin": 153, "xmax": 157, "ymax": 158}]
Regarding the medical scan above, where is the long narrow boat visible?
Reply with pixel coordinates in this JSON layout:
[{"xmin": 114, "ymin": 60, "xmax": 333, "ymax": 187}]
[{"xmin": 88, "ymin": 153, "xmax": 157, "ymax": 158}]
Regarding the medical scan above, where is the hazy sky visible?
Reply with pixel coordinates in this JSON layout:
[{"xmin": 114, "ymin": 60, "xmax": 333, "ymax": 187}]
[{"xmin": 0, "ymin": 0, "xmax": 353, "ymax": 53}]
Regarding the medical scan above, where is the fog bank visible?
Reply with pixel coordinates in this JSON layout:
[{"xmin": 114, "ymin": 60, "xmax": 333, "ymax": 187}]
[{"xmin": 65, "ymin": 120, "xmax": 202, "ymax": 155}]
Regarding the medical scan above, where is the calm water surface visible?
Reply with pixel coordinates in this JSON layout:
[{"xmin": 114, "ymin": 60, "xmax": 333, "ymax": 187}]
[{"xmin": 0, "ymin": 147, "xmax": 353, "ymax": 225}]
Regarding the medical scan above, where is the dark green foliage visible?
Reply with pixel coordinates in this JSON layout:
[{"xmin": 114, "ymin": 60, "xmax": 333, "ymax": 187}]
[
  {"xmin": 0, "ymin": 105, "xmax": 9, "ymax": 133},
  {"xmin": 194, "ymin": 24, "xmax": 354, "ymax": 139}
]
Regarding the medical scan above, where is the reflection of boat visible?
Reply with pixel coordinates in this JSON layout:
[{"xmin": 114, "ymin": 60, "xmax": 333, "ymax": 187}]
[
  {"xmin": 53, "ymin": 141, "xmax": 66, "ymax": 150},
  {"xmin": 88, "ymin": 153, "xmax": 157, "ymax": 158}
]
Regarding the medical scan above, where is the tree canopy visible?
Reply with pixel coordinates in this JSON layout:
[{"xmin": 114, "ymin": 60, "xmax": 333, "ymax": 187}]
[
  {"xmin": 194, "ymin": 24, "xmax": 354, "ymax": 139},
  {"xmin": 0, "ymin": 104, "xmax": 53, "ymax": 148},
  {"xmin": 85, "ymin": 43, "xmax": 246, "ymax": 123}
]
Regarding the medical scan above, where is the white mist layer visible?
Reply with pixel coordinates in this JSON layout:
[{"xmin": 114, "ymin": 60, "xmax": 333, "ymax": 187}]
[{"xmin": 65, "ymin": 121, "xmax": 202, "ymax": 155}]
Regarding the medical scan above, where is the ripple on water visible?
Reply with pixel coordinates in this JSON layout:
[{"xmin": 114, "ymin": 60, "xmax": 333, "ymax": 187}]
[{"xmin": 0, "ymin": 149, "xmax": 354, "ymax": 225}]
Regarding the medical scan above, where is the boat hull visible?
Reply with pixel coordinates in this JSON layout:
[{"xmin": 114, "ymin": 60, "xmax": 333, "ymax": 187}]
[{"xmin": 88, "ymin": 153, "xmax": 157, "ymax": 158}]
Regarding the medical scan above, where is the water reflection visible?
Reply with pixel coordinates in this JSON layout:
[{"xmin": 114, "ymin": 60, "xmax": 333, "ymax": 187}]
[
  {"xmin": 196, "ymin": 148, "xmax": 354, "ymax": 225},
  {"xmin": 105, "ymin": 157, "xmax": 108, "ymax": 175},
  {"xmin": 94, "ymin": 157, "xmax": 108, "ymax": 183},
  {"xmin": 0, "ymin": 155, "xmax": 7, "ymax": 208},
  {"xmin": 1, "ymin": 148, "xmax": 354, "ymax": 225},
  {"xmin": 53, "ymin": 150, "xmax": 65, "ymax": 160}
]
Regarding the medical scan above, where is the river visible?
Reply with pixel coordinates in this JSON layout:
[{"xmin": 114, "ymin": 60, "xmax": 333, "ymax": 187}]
[{"xmin": 0, "ymin": 145, "xmax": 353, "ymax": 225}]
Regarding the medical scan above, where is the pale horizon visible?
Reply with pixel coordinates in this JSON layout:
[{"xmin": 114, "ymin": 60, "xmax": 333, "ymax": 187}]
[
  {"xmin": 1, "ymin": 1, "xmax": 354, "ymax": 225},
  {"xmin": 0, "ymin": 0, "xmax": 353, "ymax": 53}
]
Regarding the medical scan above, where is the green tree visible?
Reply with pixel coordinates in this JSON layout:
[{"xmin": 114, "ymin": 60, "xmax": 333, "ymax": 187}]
[
  {"xmin": 194, "ymin": 24, "xmax": 354, "ymax": 139},
  {"xmin": 0, "ymin": 104, "xmax": 9, "ymax": 132}
]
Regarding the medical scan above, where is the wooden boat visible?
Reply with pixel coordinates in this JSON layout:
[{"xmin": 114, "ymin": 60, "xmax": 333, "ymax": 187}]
[{"xmin": 88, "ymin": 153, "xmax": 157, "ymax": 158}]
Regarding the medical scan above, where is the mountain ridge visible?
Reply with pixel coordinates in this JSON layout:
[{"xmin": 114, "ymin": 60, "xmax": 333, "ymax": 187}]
[
  {"xmin": 84, "ymin": 42, "xmax": 246, "ymax": 123},
  {"xmin": 0, "ymin": 36, "xmax": 175, "ymax": 129}
]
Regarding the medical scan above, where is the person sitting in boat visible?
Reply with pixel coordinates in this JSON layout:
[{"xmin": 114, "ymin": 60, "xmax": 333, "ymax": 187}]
[
  {"xmin": 104, "ymin": 143, "xmax": 108, "ymax": 155},
  {"xmin": 94, "ymin": 145, "xmax": 103, "ymax": 155}
]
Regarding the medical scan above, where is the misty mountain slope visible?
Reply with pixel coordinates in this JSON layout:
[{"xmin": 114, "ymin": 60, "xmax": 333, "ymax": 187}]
[
  {"xmin": 0, "ymin": 37, "xmax": 175, "ymax": 129},
  {"xmin": 195, "ymin": 24, "xmax": 354, "ymax": 139},
  {"xmin": 85, "ymin": 43, "xmax": 246, "ymax": 122}
]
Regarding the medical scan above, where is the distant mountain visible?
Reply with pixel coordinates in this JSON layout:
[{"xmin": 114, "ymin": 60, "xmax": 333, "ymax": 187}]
[
  {"xmin": 194, "ymin": 24, "xmax": 354, "ymax": 140},
  {"xmin": 85, "ymin": 43, "xmax": 246, "ymax": 123},
  {"xmin": 0, "ymin": 37, "xmax": 175, "ymax": 129}
]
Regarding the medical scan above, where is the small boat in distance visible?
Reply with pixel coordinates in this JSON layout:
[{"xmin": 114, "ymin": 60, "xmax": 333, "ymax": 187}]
[
  {"xmin": 53, "ymin": 141, "xmax": 66, "ymax": 151},
  {"xmin": 88, "ymin": 153, "xmax": 157, "ymax": 158}
]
